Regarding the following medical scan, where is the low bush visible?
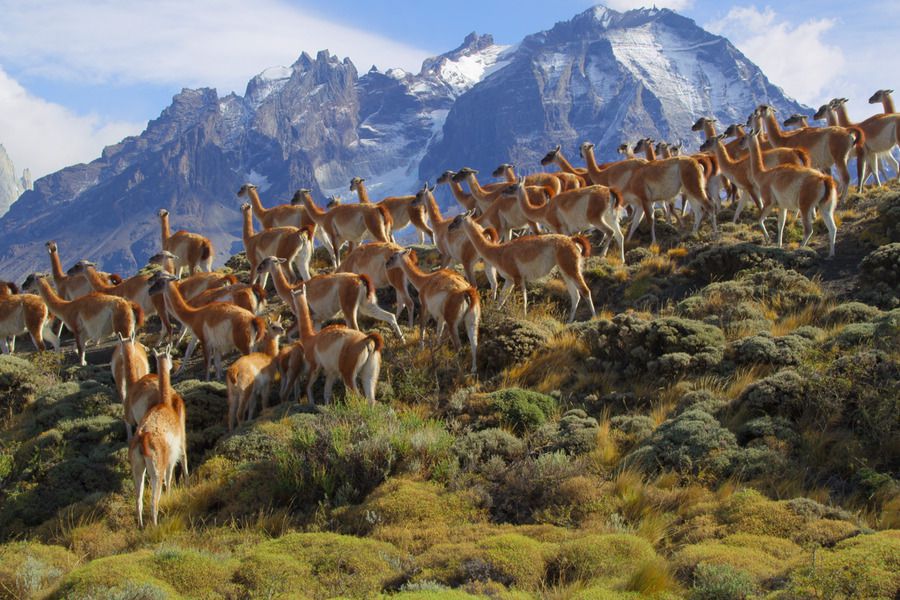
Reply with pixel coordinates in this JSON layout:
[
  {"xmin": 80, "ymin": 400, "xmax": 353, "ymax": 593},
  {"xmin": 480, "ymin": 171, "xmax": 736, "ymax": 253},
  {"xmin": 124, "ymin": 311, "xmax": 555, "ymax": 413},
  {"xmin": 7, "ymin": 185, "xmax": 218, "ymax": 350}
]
[
  {"xmin": 477, "ymin": 314, "xmax": 554, "ymax": 375},
  {"xmin": 728, "ymin": 333, "xmax": 810, "ymax": 367},
  {"xmin": 465, "ymin": 388, "xmax": 557, "ymax": 434},
  {"xmin": 685, "ymin": 244, "xmax": 817, "ymax": 284},
  {"xmin": 0, "ymin": 355, "xmax": 44, "ymax": 426},
  {"xmin": 825, "ymin": 301, "xmax": 882, "ymax": 325},
  {"xmin": 0, "ymin": 541, "xmax": 76, "ymax": 599},
  {"xmin": 689, "ymin": 563, "xmax": 755, "ymax": 600},
  {"xmin": 551, "ymin": 533, "xmax": 657, "ymax": 584},
  {"xmin": 856, "ymin": 243, "xmax": 900, "ymax": 308}
]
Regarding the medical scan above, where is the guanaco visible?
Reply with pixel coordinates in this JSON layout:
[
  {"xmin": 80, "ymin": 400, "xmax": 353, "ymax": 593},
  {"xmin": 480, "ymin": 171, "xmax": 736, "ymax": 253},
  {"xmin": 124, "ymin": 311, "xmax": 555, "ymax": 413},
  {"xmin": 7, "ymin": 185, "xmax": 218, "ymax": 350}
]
[
  {"xmin": 297, "ymin": 188, "xmax": 392, "ymax": 266},
  {"xmin": 0, "ymin": 286, "xmax": 59, "ymax": 353},
  {"xmin": 238, "ymin": 183, "xmax": 317, "ymax": 231},
  {"xmin": 129, "ymin": 347, "xmax": 188, "ymax": 527},
  {"xmin": 255, "ymin": 256, "xmax": 403, "ymax": 340},
  {"xmin": 492, "ymin": 163, "xmax": 562, "ymax": 198},
  {"xmin": 386, "ymin": 249, "xmax": 480, "ymax": 373},
  {"xmin": 448, "ymin": 212, "xmax": 595, "ymax": 322},
  {"xmin": 829, "ymin": 98, "xmax": 900, "ymax": 188},
  {"xmin": 746, "ymin": 129, "xmax": 838, "ymax": 257},
  {"xmin": 148, "ymin": 276, "xmax": 265, "ymax": 380},
  {"xmin": 240, "ymin": 203, "xmax": 313, "ymax": 288},
  {"xmin": 336, "ymin": 242, "xmax": 416, "ymax": 328},
  {"xmin": 157, "ymin": 209, "xmax": 214, "ymax": 276},
  {"xmin": 508, "ymin": 177, "xmax": 625, "ymax": 262},
  {"xmin": 36, "ymin": 276, "xmax": 143, "ymax": 365},
  {"xmin": 276, "ymin": 341, "xmax": 306, "ymax": 404},
  {"xmin": 540, "ymin": 145, "xmax": 590, "ymax": 184},
  {"xmin": 452, "ymin": 168, "xmax": 540, "ymax": 239},
  {"xmin": 290, "ymin": 286, "xmax": 382, "ymax": 405},
  {"xmin": 226, "ymin": 321, "xmax": 284, "ymax": 430},
  {"xmin": 411, "ymin": 183, "xmax": 499, "ymax": 296},
  {"xmin": 349, "ymin": 177, "xmax": 433, "ymax": 244},
  {"xmin": 112, "ymin": 332, "xmax": 156, "ymax": 439},
  {"xmin": 868, "ymin": 89, "xmax": 895, "ymax": 114}
]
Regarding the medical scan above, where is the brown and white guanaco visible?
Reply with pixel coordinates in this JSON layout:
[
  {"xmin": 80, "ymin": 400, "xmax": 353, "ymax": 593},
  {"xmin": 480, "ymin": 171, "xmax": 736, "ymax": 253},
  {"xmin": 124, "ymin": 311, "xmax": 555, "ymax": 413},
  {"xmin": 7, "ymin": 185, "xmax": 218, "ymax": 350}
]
[
  {"xmin": 226, "ymin": 321, "xmax": 284, "ymax": 430},
  {"xmin": 0, "ymin": 286, "xmax": 59, "ymax": 353},
  {"xmin": 158, "ymin": 209, "xmax": 214, "ymax": 276},
  {"xmin": 240, "ymin": 203, "xmax": 313, "ymax": 288},
  {"xmin": 336, "ymin": 242, "xmax": 416, "ymax": 328},
  {"xmin": 349, "ymin": 177, "xmax": 433, "ymax": 244},
  {"xmin": 297, "ymin": 188, "xmax": 392, "ymax": 266}
]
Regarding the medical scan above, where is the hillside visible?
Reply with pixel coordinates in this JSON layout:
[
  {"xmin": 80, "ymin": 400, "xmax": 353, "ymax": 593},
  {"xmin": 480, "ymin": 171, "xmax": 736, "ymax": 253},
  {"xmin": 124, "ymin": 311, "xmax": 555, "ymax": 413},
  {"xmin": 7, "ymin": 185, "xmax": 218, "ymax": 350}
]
[
  {"xmin": 0, "ymin": 4, "xmax": 805, "ymax": 280},
  {"xmin": 0, "ymin": 182, "xmax": 897, "ymax": 599}
]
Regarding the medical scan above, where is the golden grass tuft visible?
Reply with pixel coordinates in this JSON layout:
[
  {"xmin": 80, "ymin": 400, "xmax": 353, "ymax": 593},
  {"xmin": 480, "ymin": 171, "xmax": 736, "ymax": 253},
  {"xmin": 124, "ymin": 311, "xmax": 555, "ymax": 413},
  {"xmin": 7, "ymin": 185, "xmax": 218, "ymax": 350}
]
[
  {"xmin": 504, "ymin": 330, "xmax": 590, "ymax": 393},
  {"xmin": 624, "ymin": 557, "xmax": 679, "ymax": 595}
]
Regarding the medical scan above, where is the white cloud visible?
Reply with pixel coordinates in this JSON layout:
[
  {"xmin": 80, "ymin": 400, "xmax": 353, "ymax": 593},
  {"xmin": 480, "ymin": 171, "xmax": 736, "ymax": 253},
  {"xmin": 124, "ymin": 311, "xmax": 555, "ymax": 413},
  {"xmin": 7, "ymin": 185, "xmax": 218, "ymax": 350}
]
[
  {"xmin": 0, "ymin": 0, "xmax": 433, "ymax": 94},
  {"xmin": 0, "ymin": 67, "xmax": 144, "ymax": 178},
  {"xmin": 706, "ymin": 6, "xmax": 845, "ymax": 108},
  {"xmin": 604, "ymin": 0, "xmax": 694, "ymax": 11}
]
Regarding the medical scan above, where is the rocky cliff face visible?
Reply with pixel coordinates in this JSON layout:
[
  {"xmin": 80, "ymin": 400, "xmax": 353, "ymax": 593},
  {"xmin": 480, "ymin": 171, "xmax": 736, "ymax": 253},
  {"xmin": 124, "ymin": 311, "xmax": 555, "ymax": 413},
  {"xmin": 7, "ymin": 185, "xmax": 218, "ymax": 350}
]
[
  {"xmin": 0, "ymin": 145, "xmax": 23, "ymax": 219},
  {"xmin": 0, "ymin": 5, "xmax": 804, "ymax": 280}
]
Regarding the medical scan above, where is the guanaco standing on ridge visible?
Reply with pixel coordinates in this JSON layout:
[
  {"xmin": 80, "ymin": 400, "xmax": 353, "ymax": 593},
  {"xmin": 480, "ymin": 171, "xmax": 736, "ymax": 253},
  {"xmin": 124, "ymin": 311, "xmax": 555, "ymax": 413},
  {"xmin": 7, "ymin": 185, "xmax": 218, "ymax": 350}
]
[
  {"xmin": 112, "ymin": 332, "xmax": 157, "ymax": 440},
  {"xmin": 745, "ymin": 129, "xmax": 838, "ymax": 257},
  {"xmin": 0, "ymin": 284, "xmax": 59, "ymax": 353},
  {"xmin": 699, "ymin": 134, "xmax": 811, "ymax": 224},
  {"xmin": 255, "ymin": 256, "xmax": 404, "ymax": 340},
  {"xmin": 276, "ymin": 341, "xmax": 306, "ymax": 404},
  {"xmin": 157, "ymin": 209, "xmax": 214, "ymax": 276},
  {"xmin": 452, "ymin": 168, "xmax": 540, "ymax": 239},
  {"xmin": 129, "ymin": 347, "xmax": 188, "ymax": 528},
  {"xmin": 336, "ymin": 242, "xmax": 417, "ymax": 328},
  {"xmin": 827, "ymin": 98, "xmax": 900, "ymax": 188},
  {"xmin": 386, "ymin": 249, "xmax": 480, "ymax": 373},
  {"xmin": 240, "ymin": 203, "xmax": 313, "ymax": 288},
  {"xmin": 297, "ymin": 188, "xmax": 392, "ymax": 267},
  {"xmin": 448, "ymin": 212, "xmax": 595, "ymax": 322},
  {"xmin": 750, "ymin": 104, "xmax": 863, "ymax": 203},
  {"xmin": 508, "ymin": 176, "xmax": 626, "ymax": 262},
  {"xmin": 238, "ymin": 183, "xmax": 317, "ymax": 230},
  {"xmin": 411, "ymin": 183, "xmax": 499, "ymax": 297},
  {"xmin": 290, "ymin": 285, "xmax": 383, "ymax": 406},
  {"xmin": 226, "ymin": 321, "xmax": 284, "ymax": 430},
  {"xmin": 71, "ymin": 261, "xmax": 157, "ymax": 320},
  {"xmin": 491, "ymin": 163, "xmax": 563, "ymax": 197},
  {"xmin": 540, "ymin": 145, "xmax": 591, "ymax": 185},
  {"xmin": 149, "ymin": 275, "xmax": 265, "ymax": 380},
  {"xmin": 436, "ymin": 169, "xmax": 508, "ymax": 212},
  {"xmin": 868, "ymin": 89, "xmax": 895, "ymax": 114},
  {"xmin": 349, "ymin": 177, "xmax": 433, "ymax": 244},
  {"xmin": 36, "ymin": 275, "xmax": 143, "ymax": 365}
]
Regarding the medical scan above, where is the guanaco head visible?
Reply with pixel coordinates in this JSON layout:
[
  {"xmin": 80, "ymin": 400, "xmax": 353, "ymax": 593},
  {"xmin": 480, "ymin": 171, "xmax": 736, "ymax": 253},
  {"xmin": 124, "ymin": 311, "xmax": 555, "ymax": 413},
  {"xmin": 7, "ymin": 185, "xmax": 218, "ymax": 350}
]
[
  {"xmin": 255, "ymin": 256, "xmax": 287, "ymax": 279},
  {"xmin": 240, "ymin": 202, "xmax": 252, "ymax": 214},
  {"xmin": 66, "ymin": 259, "xmax": 95, "ymax": 276},
  {"xmin": 579, "ymin": 141, "xmax": 594, "ymax": 159},
  {"xmin": 540, "ymin": 144, "xmax": 561, "ymax": 166},
  {"xmin": 385, "ymin": 248, "xmax": 414, "ymax": 270},
  {"xmin": 157, "ymin": 209, "xmax": 169, "ymax": 218},
  {"xmin": 654, "ymin": 141, "xmax": 668, "ymax": 155},
  {"xmin": 326, "ymin": 195, "xmax": 342, "ymax": 208},
  {"xmin": 411, "ymin": 182, "xmax": 434, "ymax": 207},
  {"xmin": 616, "ymin": 143, "xmax": 630, "ymax": 155},
  {"xmin": 785, "ymin": 113, "xmax": 811, "ymax": 127},
  {"xmin": 491, "ymin": 163, "xmax": 513, "ymax": 178},
  {"xmin": 236, "ymin": 183, "xmax": 256, "ymax": 197},
  {"xmin": 447, "ymin": 210, "xmax": 476, "ymax": 232},
  {"xmin": 349, "ymin": 177, "xmax": 365, "ymax": 191},
  {"xmin": 153, "ymin": 345, "xmax": 173, "ymax": 378},
  {"xmin": 633, "ymin": 138, "xmax": 653, "ymax": 154},
  {"xmin": 45, "ymin": 241, "xmax": 58, "ymax": 254},
  {"xmin": 691, "ymin": 117, "xmax": 716, "ymax": 132},
  {"xmin": 452, "ymin": 167, "xmax": 477, "ymax": 183},
  {"xmin": 869, "ymin": 89, "xmax": 893, "ymax": 104},
  {"xmin": 148, "ymin": 250, "xmax": 178, "ymax": 266},
  {"xmin": 812, "ymin": 105, "xmax": 831, "ymax": 122},
  {"xmin": 436, "ymin": 170, "xmax": 456, "ymax": 185},
  {"xmin": 291, "ymin": 189, "xmax": 311, "ymax": 205},
  {"xmin": 21, "ymin": 273, "xmax": 41, "ymax": 293},
  {"xmin": 698, "ymin": 136, "xmax": 716, "ymax": 153},
  {"xmin": 148, "ymin": 273, "xmax": 177, "ymax": 296},
  {"xmin": 723, "ymin": 124, "xmax": 743, "ymax": 138}
]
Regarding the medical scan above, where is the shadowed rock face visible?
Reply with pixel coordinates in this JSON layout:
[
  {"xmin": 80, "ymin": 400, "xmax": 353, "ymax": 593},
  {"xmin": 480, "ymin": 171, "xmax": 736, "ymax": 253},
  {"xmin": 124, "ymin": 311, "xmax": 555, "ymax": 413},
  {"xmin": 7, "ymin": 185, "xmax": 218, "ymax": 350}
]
[{"xmin": 0, "ymin": 6, "xmax": 804, "ymax": 280}]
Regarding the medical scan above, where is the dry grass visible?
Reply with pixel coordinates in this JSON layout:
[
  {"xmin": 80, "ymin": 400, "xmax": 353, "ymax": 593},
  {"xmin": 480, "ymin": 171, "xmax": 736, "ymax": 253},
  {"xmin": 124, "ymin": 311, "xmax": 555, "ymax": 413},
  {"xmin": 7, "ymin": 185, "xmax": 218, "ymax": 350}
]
[
  {"xmin": 588, "ymin": 408, "xmax": 620, "ymax": 472},
  {"xmin": 505, "ymin": 329, "xmax": 590, "ymax": 393},
  {"xmin": 625, "ymin": 558, "xmax": 680, "ymax": 595},
  {"xmin": 771, "ymin": 300, "xmax": 833, "ymax": 337}
]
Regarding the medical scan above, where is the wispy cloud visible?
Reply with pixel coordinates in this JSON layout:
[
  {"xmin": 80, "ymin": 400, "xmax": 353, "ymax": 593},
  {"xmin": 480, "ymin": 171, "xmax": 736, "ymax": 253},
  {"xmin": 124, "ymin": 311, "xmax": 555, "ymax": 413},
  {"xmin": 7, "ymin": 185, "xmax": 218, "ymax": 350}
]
[
  {"xmin": 0, "ymin": 67, "xmax": 143, "ymax": 178},
  {"xmin": 706, "ymin": 6, "xmax": 844, "ymax": 109},
  {"xmin": 0, "ymin": 0, "xmax": 433, "ymax": 93}
]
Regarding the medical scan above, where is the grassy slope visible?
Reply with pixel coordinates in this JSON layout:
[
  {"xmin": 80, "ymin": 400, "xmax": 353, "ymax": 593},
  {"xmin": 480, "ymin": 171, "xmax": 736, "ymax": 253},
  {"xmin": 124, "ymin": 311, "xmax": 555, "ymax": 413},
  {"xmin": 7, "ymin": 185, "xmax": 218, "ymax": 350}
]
[{"xmin": 0, "ymin": 184, "xmax": 898, "ymax": 599}]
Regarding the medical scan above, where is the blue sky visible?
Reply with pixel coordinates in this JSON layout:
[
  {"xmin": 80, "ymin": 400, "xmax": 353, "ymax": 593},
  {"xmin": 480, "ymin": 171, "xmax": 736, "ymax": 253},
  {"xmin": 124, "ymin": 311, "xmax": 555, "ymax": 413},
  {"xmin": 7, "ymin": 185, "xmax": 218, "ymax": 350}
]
[{"xmin": 0, "ymin": 0, "xmax": 896, "ymax": 179}]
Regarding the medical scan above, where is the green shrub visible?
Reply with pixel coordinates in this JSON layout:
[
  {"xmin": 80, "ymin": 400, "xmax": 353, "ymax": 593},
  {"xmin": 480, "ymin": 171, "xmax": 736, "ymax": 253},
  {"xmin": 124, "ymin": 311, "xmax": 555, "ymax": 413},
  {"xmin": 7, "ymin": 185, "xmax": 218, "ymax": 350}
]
[
  {"xmin": 235, "ymin": 532, "xmax": 403, "ymax": 599},
  {"xmin": 877, "ymin": 190, "xmax": 900, "ymax": 242},
  {"xmin": 826, "ymin": 302, "xmax": 883, "ymax": 325},
  {"xmin": 685, "ymin": 244, "xmax": 817, "ymax": 284},
  {"xmin": 577, "ymin": 314, "xmax": 725, "ymax": 380},
  {"xmin": 477, "ymin": 533, "xmax": 548, "ymax": 589},
  {"xmin": 477, "ymin": 314, "xmax": 554, "ymax": 374},
  {"xmin": 728, "ymin": 333, "xmax": 810, "ymax": 367},
  {"xmin": 535, "ymin": 409, "xmax": 599, "ymax": 455},
  {"xmin": 734, "ymin": 369, "xmax": 806, "ymax": 419},
  {"xmin": 454, "ymin": 429, "xmax": 525, "ymax": 470},
  {"xmin": 689, "ymin": 563, "xmax": 755, "ymax": 600},
  {"xmin": 551, "ymin": 533, "xmax": 657, "ymax": 584},
  {"xmin": 0, "ymin": 541, "xmax": 76, "ymax": 599},
  {"xmin": 716, "ymin": 489, "xmax": 805, "ymax": 539},
  {"xmin": 0, "ymin": 355, "xmax": 43, "ymax": 426},
  {"xmin": 857, "ymin": 243, "xmax": 900, "ymax": 308},
  {"xmin": 274, "ymin": 401, "xmax": 454, "ymax": 508},
  {"xmin": 610, "ymin": 414, "xmax": 655, "ymax": 441},
  {"xmin": 675, "ymin": 390, "xmax": 726, "ymax": 416},
  {"xmin": 486, "ymin": 451, "xmax": 581, "ymax": 524},
  {"xmin": 674, "ymin": 541, "xmax": 788, "ymax": 584},
  {"xmin": 787, "ymin": 531, "xmax": 900, "ymax": 599},
  {"xmin": 479, "ymin": 388, "xmax": 557, "ymax": 434}
]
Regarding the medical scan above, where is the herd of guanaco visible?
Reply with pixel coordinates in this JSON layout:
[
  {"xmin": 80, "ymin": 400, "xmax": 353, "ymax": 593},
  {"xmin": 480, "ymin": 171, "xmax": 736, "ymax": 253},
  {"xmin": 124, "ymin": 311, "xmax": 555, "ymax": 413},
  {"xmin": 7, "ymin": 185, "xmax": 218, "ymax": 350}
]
[{"xmin": 0, "ymin": 90, "xmax": 897, "ymax": 527}]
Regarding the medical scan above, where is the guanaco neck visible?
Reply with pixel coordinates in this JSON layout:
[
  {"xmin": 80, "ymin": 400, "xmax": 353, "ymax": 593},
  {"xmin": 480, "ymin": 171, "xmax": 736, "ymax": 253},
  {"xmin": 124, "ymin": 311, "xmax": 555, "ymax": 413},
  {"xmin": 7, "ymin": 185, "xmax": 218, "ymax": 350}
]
[
  {"xmin": 158, "ymin": 357, "xmax": 174, "ymax": 408},
  {"xmin": 301, "ymin": 194, "xmax": 326, "ymax": 221},
  {"xmin": 501, "ymin": 166, "xmax": 516, "ymax": 182},
  {"xmin": 85, "ymin": 266, "xmax": 115, "ymax": 293},
  {"xmin": 445, "ymin": 180, "xmax": 475, "ymax": 211},
  {"xmin": 834, "ymin": 105, "xmax": 851, "ymax": 127},
  {"xmin": 354, "ymin": 181, "xmax": 371, "ymax": 203},
  {"xmin": 269, "ymin": 263, "xmax": 296, "ymax": 304},
  {"xmin": 396, "ymin": 257, "xmax": 431, "ymax": 291},
  {"xmin": 120, "ymin": 339, "xmax": 141, "ymax": 387},
  {"xmin": 163, "ymin": 282, "xmax": 201, "ymax": 322},
  {"xmin": 37, "ymin": 278, "xmax": 69, "ymax": 314},
  {"xmin": 748, "ymin": 135, "xmax": 766, "ymax": 177},
  {"xmin": 555, "ymin": 152, "xmax": 582, "ymax": 175},
  {"xmin": 712, "ymin": 140, "xmax": 739, "ymax": 170},
  {"xmin": 261, "ymin": 332, "xmax": 281, "ymax": 357},
  {"xmin": 423, "ymin": 192, "xmax": 445, "ymax": 226},
  {"xmin": 515, "ymin": 185, "xmax": 547, "ymax": 220},
  {"xmin": 160, "ymin": 213, "xmax": 171, "ymax": 246},
  {"xmin": 582, "ymin": 146, "xmax": 604, "ymax": 178},
  {"xmin": 248, "ymin": 187, "xmax": 269, "ymax": 219},
  {"xmin": 293, "ymin": 292, "xmax": 316, "ymax": 342},
  {"xmin": 728, "ymin": 125, "xmax": 746, "ymax": 140},
  {"xmin": 641, "ymin": 144, "xmax": 656, "ymax": 161},
  {"xmin": 465, "ymin": 173, "xmax": 492, "ymax": 201},
  {"xmin": 703, "ymin": 122, "xmax": 718, "ymax": 139},
  {"xmin": 241, "ymin": 210, "xmax": 255, "ymax": 245},
  {"xmin": 462, "ymin": 219, "xmax": 499, "ymax": 261},
  {"xmin": 880, "ymin": 94, "xmax": 896, "ymax": 114},
  {"xmin": 48, "ymin": 250, "xmax": 66, "ymax": 282},
  {"xmin": 762, "ymin": 112, "xmax": 788, "ymax": 145}
]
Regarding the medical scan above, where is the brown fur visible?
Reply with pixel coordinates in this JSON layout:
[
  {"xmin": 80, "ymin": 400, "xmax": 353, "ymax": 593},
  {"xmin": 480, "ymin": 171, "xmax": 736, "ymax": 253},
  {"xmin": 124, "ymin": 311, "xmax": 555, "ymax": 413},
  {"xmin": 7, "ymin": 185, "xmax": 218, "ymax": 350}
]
[
  {"xmin": 350, "ymin": 179, "xmax": 433, "ymax": 243},
  {"xmin": 239, "ymin": 184, "xmax": 317, "ymax": 231},
  {"xmin": 158, "ymin": 209, "xmax": 215, "ymax": 276},
  {"xmin": 337, "ymin": 242, "xmax": 416, "ymax": 328},
  {"xmin": 298, "ymin": 190, "xmax": 392, "ymax": 266},
  {"xmin": 0, "ymin": 292, "xmax": 57, "ymax": 352}
]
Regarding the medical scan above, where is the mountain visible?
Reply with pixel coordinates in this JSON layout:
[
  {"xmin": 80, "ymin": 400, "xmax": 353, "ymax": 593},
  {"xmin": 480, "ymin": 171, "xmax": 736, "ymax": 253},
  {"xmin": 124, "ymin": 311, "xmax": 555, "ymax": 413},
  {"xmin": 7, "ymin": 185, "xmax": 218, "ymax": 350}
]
[
  {"xmin": 0, "ymin": 144, "xmax": 24, "ymax": 219},
  {"xmin": 0, "ymin": 5, "xmax": 804, "ymax": 280}
]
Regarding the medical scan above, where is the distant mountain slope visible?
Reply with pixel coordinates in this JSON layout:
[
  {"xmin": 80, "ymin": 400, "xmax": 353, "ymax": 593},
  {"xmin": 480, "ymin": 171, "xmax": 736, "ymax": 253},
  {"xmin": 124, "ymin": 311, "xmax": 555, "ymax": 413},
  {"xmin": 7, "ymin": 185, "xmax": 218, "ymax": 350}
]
[{"xmin": 0, "ymin": 5, "xmax": 803, "ymax": 280}]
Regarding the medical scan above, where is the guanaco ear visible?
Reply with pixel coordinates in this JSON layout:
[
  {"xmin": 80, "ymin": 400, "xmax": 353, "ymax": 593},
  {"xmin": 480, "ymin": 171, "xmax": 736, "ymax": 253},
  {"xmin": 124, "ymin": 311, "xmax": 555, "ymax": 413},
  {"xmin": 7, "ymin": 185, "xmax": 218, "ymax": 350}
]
[
  {"xmin": 554, "ymin": 144, "xmax": 561, "ymax": 151},
  {"xmin": 517, "ymin": 176, "xmax": 525, "ymax": 185},
  {"xmin": 276, "ymin": 257, "xmax": 287, "ymax": 263}
]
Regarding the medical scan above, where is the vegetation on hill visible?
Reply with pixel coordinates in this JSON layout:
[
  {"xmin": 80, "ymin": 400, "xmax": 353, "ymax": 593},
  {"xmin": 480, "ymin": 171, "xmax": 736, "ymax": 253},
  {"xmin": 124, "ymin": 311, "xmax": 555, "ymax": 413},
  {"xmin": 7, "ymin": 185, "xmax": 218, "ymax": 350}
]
[{"xmin": 0, "ymin": 184, "xmax": 898, "ymax": 599}]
